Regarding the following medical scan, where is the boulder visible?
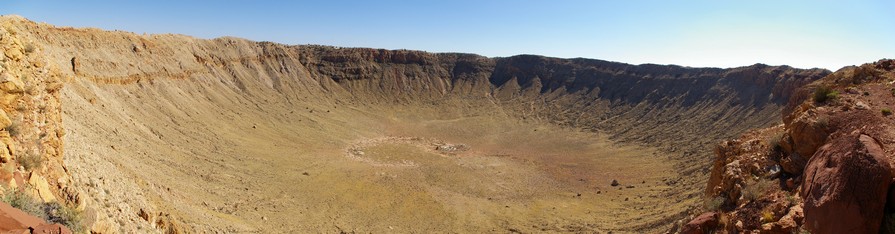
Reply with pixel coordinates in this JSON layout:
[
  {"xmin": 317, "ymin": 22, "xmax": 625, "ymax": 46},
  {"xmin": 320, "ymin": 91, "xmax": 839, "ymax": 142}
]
[
  {"xmin": 787, "ymin": 111, "xmax": 829, "ymax": 158},
  {"xmin": 0, "ymin": 72, "xmax": 24, "ymax": 93},
  {"xmin": 681, "ymin": 212, "xmax": 719, "ymax": 234},
  {"xmin": 801, "ymin": 134, "xmax": 893, "ymax": 234},
  {"xmin": 0, "ymin": 201, "xmax": 43, "ymax": 233},
  {"xmin": 28, "ymin": 173, "xmax": 56, "ymax": 203},
  {"xmin": 4, "ymin": 46, "xmax": 23, "ymax": 62},
  {"xmin": 0, "ymin": 72, "xmax": 23, "ymax": 105},
  {"xmin": 778, "ymin": 152, "xmax": 807, "ymax": 175}
]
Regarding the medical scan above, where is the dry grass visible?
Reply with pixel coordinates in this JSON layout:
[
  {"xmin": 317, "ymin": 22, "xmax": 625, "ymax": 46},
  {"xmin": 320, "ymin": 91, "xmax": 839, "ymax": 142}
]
[
  {"xmin": 743, "ymin": 179, "xmax": 774, "ymax": 201},
  {"xmin": 44, "ymin": 202, "xmax": 85, "ymax": 233},
  {"xmin": 704, "ymin": 196, "xmax": 726, "ymax": 211},
  {"xmin": 18, "ymin": 152, "xmax": 43, "ymax": 171},
  {"xmin": 1, "ymin": 187, "xmax": 45, "ymax": 219},
  {"xmin": 767, "ymin": 132, "xmax": 784, "ymax": 153},
  {"xmin": 1, "ymin": 187, "xmax": 85, "ymax": 232},
  {"xmin": 4, "ymin": 120, "xmax": 20, "ymax": 137}
]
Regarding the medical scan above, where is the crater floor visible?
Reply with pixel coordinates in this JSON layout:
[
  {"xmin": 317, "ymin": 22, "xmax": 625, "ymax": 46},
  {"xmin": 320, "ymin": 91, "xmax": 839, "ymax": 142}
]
[{"xmin": 61, "ymin": 78, "xmax": 688, "ymax": 233}]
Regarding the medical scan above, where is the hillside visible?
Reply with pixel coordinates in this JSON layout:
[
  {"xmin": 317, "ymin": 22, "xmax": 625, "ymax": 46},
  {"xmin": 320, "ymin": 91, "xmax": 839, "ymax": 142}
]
[{"xmin": 0, "ymin": 15, "xmax": 831, "ymax": 233}]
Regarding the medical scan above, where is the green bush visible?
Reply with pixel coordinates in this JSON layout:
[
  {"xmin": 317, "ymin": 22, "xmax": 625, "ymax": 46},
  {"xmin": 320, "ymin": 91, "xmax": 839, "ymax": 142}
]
[
  {"xmin": 813, "ymin": 86, "xmax": 838, "ymax": 103},
  {"xmin": 883, "ymin": 108, "xmax": 893, "ymax": 116}
]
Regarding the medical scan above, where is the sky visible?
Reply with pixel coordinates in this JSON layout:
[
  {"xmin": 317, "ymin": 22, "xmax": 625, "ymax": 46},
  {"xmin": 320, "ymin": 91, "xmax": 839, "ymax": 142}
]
[{"xmin": 1, "ymin": 1, "xmax": 893, "ymax": 70}]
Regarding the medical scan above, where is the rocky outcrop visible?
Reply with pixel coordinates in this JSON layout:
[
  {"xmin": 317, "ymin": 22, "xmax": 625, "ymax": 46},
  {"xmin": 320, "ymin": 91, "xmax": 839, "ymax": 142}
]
[
  {"xmin": 680, "ymin": 212, "xmax": 719, "ymax": 234},
  {"xmin": 801, "ymin": 134, "xmax": 893, "ymax": 234},
  {"xmin": 706, "ymin": 126, "xmax": 781, "ymax": 202},
  {"xmin": 784, "ymin": 110, "xmax": 831, "ymax": 160},
  {"xmin": 0, "ymin": 15, "xmax": 80, "ymax": 232},
  {"xmin": 700, "ymin": 59, "xmax": 895, "ymax": 233}
]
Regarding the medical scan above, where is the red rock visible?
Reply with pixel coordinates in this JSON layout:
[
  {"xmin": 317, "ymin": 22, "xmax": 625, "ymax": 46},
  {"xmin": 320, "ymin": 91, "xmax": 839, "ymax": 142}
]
[
  {"xmin": 32, "ymin": 223, "xmax": 72, "ymax": 234},
  {"xmin": 31, "ymin": 223, "xmax": 72, "ymax": 234},
  {"xmin": 12, "ymin": 171, "xmax": 24, "ymax": 189},
  {"xmin": 681, "ymin": 212, "xmax": 719, "ymax": 234},
  {"xmin": 0, "ymin": 201, "xmax": 72, "ymax": 234},
  {"xmin": 801, "ymin": 134, "xmax": 893, "ymax": 234},
  {"xmin": 0, "ymin": 201, "xmax": 46, "ymax": 233},
  {"xmin": 779, "ymin": 152, "xmax": 808, "ymax": 175}
]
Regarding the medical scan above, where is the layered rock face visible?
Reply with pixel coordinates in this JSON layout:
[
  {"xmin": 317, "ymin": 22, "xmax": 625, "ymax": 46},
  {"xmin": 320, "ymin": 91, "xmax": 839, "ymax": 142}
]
[{"xmin": 0, "ymin": 15, "xmax": 834, "ymax": 232}]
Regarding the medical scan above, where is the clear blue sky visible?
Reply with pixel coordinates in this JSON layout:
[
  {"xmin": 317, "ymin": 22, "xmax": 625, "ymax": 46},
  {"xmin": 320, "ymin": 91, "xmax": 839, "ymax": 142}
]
[{"xmin": 2, "ymin": 0, "xmax": 893, "ymax": 70}]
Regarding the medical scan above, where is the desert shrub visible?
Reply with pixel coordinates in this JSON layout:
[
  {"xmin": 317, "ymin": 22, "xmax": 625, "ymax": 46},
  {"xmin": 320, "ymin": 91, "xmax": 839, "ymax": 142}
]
[
  {"xmin": 760, "ymin": 208, "xmax": 776, "ymax": 223},
  {"xmin": 4, "ymin": 120, "xmax": 20, "ymax": 137},
  {"xmin": 704, "ymin": 196, "xmax": 726, "ymax": 211},
  {"xmin": 786, "ymin": 194, "xmax": 798, "ymax": 206},
  {"xmin": 813, "ymin": 86, "xmax": 838, "ymax": 103},
  {"xmin": 768, "ymin": 132, "xmax": 784, "ymax": 152},
  {"xmin": 23, "ymin": 44, "xmax": 35, "ymax": 54},
  {"xmin": 883, "ymin": 108, "xmax": 893, "ymax": 116},
  {"xmin": 18, "ymin": 152, "xmax": 43, "ymax": 171},
  {"xmin": 815, "ymin": 115, "xmax": 830, "ymax": 128},
  {"xmin": 743, "ymin": 179, "xmax": 773, "ymax": 201},
  {"xmin": 43, "ymin": 202, "xmax": 85, "ymax": 233},
  {"xmin": 1, "ymin": 189, "xmax": 47, "ymax": 220},
  {"xmin": 0, "ymin": 188, "xmax": 85, "ymax": 232}
]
